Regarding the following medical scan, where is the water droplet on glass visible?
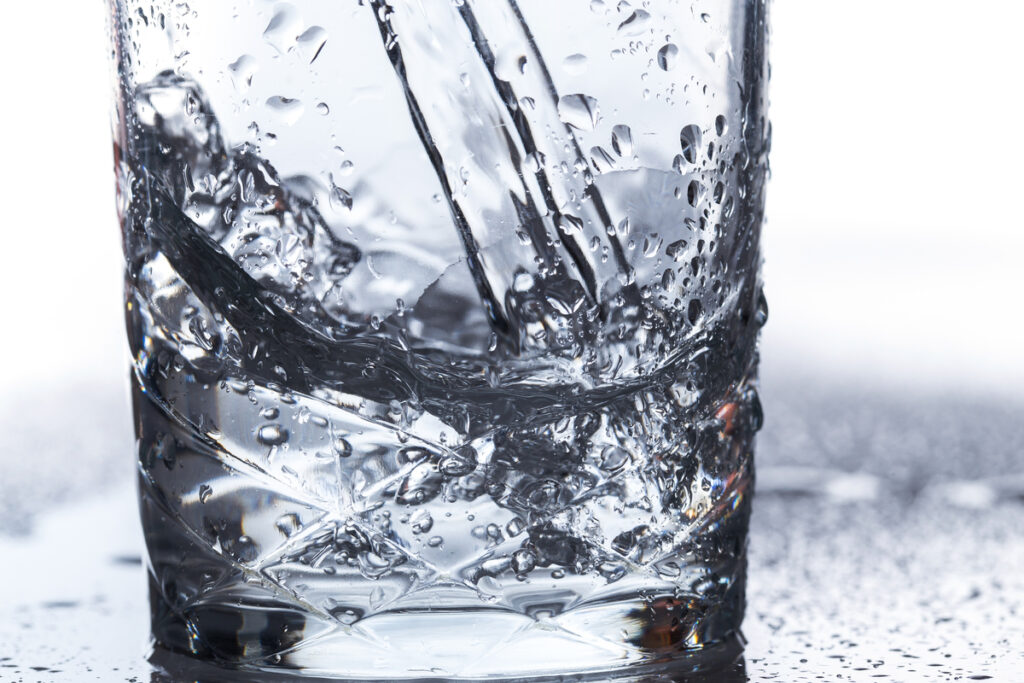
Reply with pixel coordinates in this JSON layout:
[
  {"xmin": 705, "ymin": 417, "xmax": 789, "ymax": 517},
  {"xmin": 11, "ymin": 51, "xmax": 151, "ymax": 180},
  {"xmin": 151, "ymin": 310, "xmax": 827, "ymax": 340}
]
[
  {"xmin": 329, "ymin": 183, "xmax": 353, "ymax": 211},
  {"xmin": 755, "ymin": 288, "xmax": 769, "ymax": 327},
  {"xmin": 680, "ymin": 124, "xmax": 702, "ymax": 164},
  {"xmin": 611, "ymin": 124, "xmax": 633, "ymax": 157},
  {"xmin": 715, "ymin": 114, "xmax": 728, "ymax": 136},
  {"xmin": 642, "ymin": 234, "xmax": 661, "ymax": 258},
  {"xmin": 316, "ymin": 102, "xmax": 329, "ymax": 115},
  {"xmin": 227, "ymin": 54, "xmax": 257, "ymax": 91},
  {"xmin": 558, "ymin": 94, "xmax": 601, "ymax": 131},
  {"xmin": 296, "ymin": 25, "xmax": 327, "ymax": 64},
  {"xmin": 265, "ymin": 96, "xmax": 304, "ymax": 126},
  {"xmin": 687, "ymin": 179, "xmax": 704, "ymax": 207},
  {"xmin": 687, "ymin": 298, "xmax": 703, "ymax": 325},
  {"xmin": 369, "ymin": 586, "xmax": 387, "ymax": 609},
  {"xmin": 198, "ymin": 484, "xmax": 212, "ymax": 503},
  {"xmin": 712, "ymin": 181, "xmax": 725, "ymax": 204},
  {"xmin": 257, "ymin": 424, "xmax": 289, "ymax": 446},
  {"xmin": 661, "ymin": 268, "xmax": 677, "ymax": 290},
  {"xmin": 427, "ymin": 535, "xmax": 444, "ymax": 547},
  {"xmin": 524, "ymin": 150, "xmax": 545, "ymax": 172},
  {"xmin": 562, "ymin": 53, "xmax": 589, "ymax": 75},
  {"xmin": 663, "ymin": 239, "xmax": 688, "ymax": 264},
  {"xmin": 617, "ymin": 10, "xmax": 651, "ymax": 36},
  {"xmin": 558, "ymin": 213, "xmax": 585, "ymax": 235},
  {"xmin": 657, "ymin": 43, "xmax": 678, "ymax": 71},
  {"xmin": 262, "ymin": 5, "xmax": 302, "ymax": 54},
  {"xmin": 590, "ymin": 145, "xmax": 616, "ymax": 174}
]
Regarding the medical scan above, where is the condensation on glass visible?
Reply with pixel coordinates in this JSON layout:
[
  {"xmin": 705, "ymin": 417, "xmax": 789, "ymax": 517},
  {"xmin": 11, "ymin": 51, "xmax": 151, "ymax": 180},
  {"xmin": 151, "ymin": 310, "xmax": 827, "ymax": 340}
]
[{"xmin": 108, "ymin": 0, "xmax": 769, "ymax": 679}]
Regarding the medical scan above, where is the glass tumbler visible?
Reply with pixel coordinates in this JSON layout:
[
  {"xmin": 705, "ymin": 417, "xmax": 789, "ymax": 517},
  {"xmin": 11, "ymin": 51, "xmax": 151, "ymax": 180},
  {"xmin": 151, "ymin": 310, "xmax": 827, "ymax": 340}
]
[{"xmin": 109, "ymin": 0, "xmax": 768, "ymax": 679}]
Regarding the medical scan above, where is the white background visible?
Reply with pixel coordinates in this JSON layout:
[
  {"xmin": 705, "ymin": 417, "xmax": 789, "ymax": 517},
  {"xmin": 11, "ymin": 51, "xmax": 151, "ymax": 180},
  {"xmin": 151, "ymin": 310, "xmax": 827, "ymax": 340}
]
[{"xmin": 0, "ymin": 0, "xmax": 1021, "ymax": 397}]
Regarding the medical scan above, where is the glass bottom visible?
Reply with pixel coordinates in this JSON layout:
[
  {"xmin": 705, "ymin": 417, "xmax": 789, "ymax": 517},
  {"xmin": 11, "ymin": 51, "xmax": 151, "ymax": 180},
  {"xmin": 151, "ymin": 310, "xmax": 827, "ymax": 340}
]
[{"xmin": 149, "ymin": 590, "xmax": 746, "ymax": 680}]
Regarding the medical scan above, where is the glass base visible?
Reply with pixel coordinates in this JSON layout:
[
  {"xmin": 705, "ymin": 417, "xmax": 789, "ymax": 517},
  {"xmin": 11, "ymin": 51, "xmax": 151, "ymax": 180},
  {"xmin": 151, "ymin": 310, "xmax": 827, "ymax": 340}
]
[
  {"xmin": 149, "ymin": 581, "xmax": 745, "ymax": 681},
  {"xmin": 150, "ymin": 637, "xmax": 745, "ymax": 682}
]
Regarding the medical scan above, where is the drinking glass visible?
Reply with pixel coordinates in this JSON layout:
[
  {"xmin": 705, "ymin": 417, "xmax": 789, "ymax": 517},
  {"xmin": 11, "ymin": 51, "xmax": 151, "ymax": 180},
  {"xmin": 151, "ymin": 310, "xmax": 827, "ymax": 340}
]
[{"xmin": 109, "ymin": 0, "xmax": 769, "ymax": 678}]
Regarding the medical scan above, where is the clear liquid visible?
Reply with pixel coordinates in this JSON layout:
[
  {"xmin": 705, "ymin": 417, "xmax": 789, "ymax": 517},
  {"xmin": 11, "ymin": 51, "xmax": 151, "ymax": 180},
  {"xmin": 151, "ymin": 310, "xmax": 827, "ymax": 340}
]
[{"xmin": 114, "ymin": 0, "xmax": 768, "ymax": 678}]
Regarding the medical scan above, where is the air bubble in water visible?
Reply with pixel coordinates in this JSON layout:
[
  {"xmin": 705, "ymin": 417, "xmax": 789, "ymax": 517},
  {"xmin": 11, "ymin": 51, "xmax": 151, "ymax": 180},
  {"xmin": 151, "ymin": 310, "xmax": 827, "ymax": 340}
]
[
  {"xmin": 600, "ymin": 445, "xmax": 630, "ymax": 471},
  {"xmin": 257, "ymin": 424, "xmax": 289, "ymax": 446},
  {"xmin": 396, "ymin": 461, "xmax": 443, "ymax": 505},
  {"xmin": 333, "ymin": 436, "xmax": 352, "ymax": 458},
  {"xmin": 557, "ymin": 94, "xmax": 601, "ymax": 131},
  {"xmin": 410, "ymin": 510, "xmax": 433, "ymax": 534},
  {"xmin": 512, "ymin": 549, "xmax": 537, "ymax": 574},
  {"xmin": 275, "ymin": 513, "xmax": 301, "ymax": 537},
  {"xmin": 439, "ymin": 455, "xmax": 475, "ymax": 477}
]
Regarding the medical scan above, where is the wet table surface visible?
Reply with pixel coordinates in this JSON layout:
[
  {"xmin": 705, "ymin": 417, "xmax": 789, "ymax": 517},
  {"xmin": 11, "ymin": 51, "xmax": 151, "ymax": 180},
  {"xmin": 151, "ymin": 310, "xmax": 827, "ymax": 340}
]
[{"xmin": 1, "ymin": 366, "xmax": 1022, "ymax": 682}]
